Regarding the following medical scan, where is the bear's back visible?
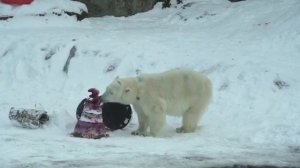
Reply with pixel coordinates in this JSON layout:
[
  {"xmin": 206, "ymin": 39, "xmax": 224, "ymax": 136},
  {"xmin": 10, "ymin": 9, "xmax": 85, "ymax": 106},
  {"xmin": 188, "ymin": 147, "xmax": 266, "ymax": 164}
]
[{"xmin": 137, "ymin": 69, "xmax": 211, "ymax": 108}]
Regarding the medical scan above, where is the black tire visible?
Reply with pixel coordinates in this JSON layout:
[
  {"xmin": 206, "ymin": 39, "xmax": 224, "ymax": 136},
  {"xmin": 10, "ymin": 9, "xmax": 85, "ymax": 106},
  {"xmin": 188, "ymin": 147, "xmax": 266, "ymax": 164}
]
[
  {"xmin": 102, "ymin": 102, "xmax": 132, "ymax": 130},
  {"xmin": 76, "ymin": 98, "xmax": 87, "ymax": 120}
]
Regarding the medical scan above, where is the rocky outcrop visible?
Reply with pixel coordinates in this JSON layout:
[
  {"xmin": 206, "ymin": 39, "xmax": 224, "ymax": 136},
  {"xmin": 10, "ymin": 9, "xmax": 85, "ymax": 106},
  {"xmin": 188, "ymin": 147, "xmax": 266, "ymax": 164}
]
[
  {"xmin": 228, "ymin": 0, "xmax": 246, "ymax": 2},
  {"xmin": 72, "ymin": 0, "xmax": 157, "ymax": 17}
]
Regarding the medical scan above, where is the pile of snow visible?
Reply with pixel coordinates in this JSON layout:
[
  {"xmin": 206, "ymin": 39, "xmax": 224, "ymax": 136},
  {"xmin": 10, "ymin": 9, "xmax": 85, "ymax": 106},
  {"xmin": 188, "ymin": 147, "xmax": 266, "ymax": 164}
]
[
  {"xmin": 0, "ymin": 0, "xmax": 299, "ymax": 167},
  {"xmin": 0, "ymin": 0, "xmax": 87, "ymax": 16},
  {"xmin": 0, "ymin": 0, "xmax": 87, "ymax": 28}
]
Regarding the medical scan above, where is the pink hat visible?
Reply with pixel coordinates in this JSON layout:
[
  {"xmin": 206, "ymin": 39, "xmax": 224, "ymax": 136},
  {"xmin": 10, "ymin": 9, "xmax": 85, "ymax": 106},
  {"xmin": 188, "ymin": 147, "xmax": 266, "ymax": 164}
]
[{"xmin": 88, "ymin": 88, "xmax": 99, "ymax": 99}]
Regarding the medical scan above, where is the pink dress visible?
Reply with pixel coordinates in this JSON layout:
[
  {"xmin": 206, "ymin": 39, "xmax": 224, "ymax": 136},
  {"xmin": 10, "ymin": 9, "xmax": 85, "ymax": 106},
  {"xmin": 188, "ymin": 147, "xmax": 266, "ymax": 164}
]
[{"xmin": 72, "ymin": 97, "xmax": 108, "ymax": 139}]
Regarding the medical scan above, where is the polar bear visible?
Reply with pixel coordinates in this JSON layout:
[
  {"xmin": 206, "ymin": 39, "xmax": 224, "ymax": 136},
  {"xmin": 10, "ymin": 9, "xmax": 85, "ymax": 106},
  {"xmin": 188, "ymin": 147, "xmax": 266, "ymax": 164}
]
[{"xmin": 101, "ymin": 69, "xmax": 212, "ymax": 137}]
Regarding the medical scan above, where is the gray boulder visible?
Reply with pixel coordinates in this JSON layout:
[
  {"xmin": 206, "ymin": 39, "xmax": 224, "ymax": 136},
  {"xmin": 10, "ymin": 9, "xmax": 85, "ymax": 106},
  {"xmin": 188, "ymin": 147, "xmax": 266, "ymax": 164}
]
[{"xmin": 73, "ymin": 0, "xmax": 158, "ymax": 17}]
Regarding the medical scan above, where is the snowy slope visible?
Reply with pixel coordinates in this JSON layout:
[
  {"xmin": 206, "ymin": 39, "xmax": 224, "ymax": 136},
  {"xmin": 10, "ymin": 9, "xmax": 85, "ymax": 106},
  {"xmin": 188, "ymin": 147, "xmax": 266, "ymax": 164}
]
[
  {"xmin": 0, "ymin": 0, "xmax": 300, "ymax": 167},
  {"xmin": 0, "ymin": 0, "xmax": 87, "ymax": 16}
]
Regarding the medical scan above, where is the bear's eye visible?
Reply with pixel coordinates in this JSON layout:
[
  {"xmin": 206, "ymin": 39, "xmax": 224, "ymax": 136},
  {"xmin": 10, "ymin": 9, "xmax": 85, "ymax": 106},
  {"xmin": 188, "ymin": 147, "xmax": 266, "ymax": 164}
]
[
  {"xmin": 109, "ymin": 91, "xmax": 114, "ymax": 95},
  {"xmin": 125, "ymin": 88, "xmax": 130, "ymax": 93}
]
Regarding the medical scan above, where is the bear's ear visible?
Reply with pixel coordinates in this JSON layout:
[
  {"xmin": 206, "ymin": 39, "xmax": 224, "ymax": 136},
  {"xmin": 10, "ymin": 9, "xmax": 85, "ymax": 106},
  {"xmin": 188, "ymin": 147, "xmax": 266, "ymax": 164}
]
[
  {"xmin": 117, "ymin": 80, "xmax": 121, "ymax": 85},
  {"xmin": 113, "ymin": 76, "xmax": 120, "ymax": 84},
  {"xmin": 125, "ymin": 88, "xmax": 131, "ymax": 93},
  {"xmin": 137, "ymin": 76, "xmax": 143, "ymax": 82},
  {"xmin": 113, "ymin": 77, "xmax": 121, "ymax": 85}
]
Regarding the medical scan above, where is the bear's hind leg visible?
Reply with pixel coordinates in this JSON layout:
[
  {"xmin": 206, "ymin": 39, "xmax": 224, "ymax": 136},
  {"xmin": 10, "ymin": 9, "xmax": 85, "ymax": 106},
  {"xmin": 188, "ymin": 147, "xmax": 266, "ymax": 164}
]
[{"xmin": 176, "ymin": 106, "xmax": 203, "ymax": 133}]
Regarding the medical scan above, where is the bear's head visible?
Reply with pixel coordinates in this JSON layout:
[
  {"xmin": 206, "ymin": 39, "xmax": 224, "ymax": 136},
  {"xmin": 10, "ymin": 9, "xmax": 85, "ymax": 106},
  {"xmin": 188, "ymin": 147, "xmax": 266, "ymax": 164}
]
[{"xmin": 102, "ymin": 77, "xmax": 139, "ymax": 105}]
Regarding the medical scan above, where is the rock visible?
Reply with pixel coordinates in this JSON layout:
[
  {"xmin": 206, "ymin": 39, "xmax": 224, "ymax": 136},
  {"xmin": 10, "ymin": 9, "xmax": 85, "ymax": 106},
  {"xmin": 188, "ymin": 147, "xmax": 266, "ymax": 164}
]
[
  {"xmin": 228, "ymin": 0, "xmax": 246, "ymax": 2},
  {"xmin": 72, "ymin": 0, "xmax": 157, "ymax": 17},
  {"xmin": 161, "ymin": 0, "xmax": 183, "ymax": 8}
]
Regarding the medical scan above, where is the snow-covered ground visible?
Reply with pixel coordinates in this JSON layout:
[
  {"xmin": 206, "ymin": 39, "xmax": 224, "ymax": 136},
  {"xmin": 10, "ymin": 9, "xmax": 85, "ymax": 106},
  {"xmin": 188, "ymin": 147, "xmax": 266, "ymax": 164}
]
[
  {"xmin": 0, "ymin": 0, "xmax": 86, "ymax": 17},
  {"xmin": 1, "ymin": 0, "xmax": 300, "ymax": 167}
]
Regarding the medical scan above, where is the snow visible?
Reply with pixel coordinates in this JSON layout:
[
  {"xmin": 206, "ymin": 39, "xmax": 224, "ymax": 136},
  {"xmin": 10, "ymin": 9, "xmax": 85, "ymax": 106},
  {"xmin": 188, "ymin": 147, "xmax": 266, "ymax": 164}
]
[
  {"xmin": 0, "ymin": 0, "xmax": 87, "ymax": 16},
  {"xmin": 1, "ymin": 0, "xmax": 300, "ymax": 167}
]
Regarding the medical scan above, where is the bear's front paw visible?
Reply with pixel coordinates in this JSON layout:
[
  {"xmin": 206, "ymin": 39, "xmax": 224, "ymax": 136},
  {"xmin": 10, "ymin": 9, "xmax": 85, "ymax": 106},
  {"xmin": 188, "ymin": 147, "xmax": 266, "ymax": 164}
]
[{"xmin": 131, "ymin": 130, "xmax": 148, "ymax": 136}]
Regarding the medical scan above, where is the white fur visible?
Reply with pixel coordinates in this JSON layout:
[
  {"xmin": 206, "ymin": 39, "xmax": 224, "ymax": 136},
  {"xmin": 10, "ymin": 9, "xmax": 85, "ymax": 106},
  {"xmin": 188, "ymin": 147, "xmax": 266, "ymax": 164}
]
[{"xmin": 102, "ymin": 69, "xmax": 212, "ymax": 137}]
